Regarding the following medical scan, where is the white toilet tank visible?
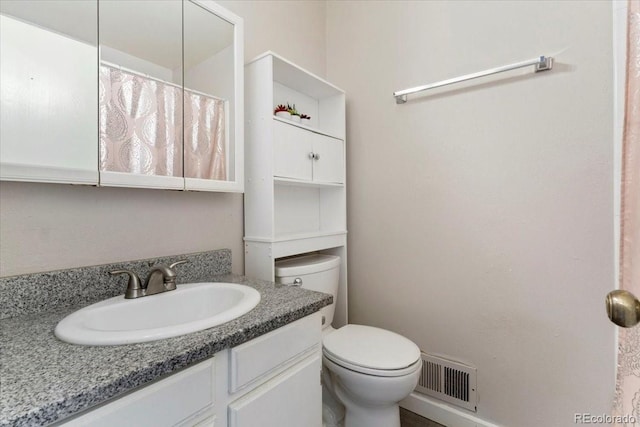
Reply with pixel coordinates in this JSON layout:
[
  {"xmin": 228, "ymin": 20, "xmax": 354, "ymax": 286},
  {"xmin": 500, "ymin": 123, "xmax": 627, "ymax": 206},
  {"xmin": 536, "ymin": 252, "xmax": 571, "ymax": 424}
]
[{"xmin": 275, "ymin": 254, "xmax": 340, "ymax": 329}]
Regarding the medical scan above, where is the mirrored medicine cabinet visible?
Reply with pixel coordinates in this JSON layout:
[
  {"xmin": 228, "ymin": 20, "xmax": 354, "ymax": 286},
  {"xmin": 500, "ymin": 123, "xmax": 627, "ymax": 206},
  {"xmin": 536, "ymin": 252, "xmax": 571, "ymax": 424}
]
[{"xmin": 0, "ymin": 0, "xmax": 244, "ymax": 192}]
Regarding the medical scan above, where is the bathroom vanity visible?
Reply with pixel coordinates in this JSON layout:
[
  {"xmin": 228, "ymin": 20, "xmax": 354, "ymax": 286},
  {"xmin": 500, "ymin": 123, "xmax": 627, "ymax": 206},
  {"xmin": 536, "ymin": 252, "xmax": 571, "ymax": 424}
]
[
  {"xmin": 0, "ymin": 250, "xmax": 331, "ymax": 426},
  {"xmin": 60, "ymin": 313, "xmax": 323, "ymax": 427}
]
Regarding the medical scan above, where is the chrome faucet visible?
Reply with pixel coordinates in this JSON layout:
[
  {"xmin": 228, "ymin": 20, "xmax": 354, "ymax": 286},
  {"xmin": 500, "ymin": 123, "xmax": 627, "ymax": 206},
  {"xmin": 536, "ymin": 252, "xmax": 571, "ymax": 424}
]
[{"xmin": 109, "ymin": 260, "xmax": 189, "ymax": 299}]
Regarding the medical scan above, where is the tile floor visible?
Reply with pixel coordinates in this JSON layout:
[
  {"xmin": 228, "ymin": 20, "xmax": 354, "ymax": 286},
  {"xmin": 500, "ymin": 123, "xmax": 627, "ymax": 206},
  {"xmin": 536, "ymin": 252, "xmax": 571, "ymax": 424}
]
[{"xmin": 400, "ymin": 408, "xmax": 446, "ymax": 427}]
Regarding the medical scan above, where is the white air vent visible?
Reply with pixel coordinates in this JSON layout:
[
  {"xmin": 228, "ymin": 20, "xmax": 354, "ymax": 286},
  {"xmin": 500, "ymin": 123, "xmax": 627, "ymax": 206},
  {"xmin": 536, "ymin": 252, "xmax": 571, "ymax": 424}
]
[{"xmin": 415, "ymin": 353, "xmax": 477, "ymax": 412}]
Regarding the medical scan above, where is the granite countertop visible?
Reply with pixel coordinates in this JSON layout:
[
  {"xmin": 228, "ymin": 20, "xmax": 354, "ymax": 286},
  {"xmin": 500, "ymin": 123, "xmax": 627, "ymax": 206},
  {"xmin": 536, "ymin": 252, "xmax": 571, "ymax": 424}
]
[{"xmin": 0, "ymin": 274, "xmax": 332, "ymax": 427}]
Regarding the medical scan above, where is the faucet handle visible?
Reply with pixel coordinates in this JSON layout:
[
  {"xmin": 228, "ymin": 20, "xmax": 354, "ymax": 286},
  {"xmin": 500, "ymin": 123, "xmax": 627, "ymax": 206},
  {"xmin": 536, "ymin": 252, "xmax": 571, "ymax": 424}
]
[
  {"xmin": 164, "ymin": 259, "xmax": 189, "ymax": 291},
  {"xmin": 169, "ymin": 260, "xmax": 189, "ymax": 270},
  {"xmin": 109, "ymin": 269, "xmax": 144, "ymax": 299}
]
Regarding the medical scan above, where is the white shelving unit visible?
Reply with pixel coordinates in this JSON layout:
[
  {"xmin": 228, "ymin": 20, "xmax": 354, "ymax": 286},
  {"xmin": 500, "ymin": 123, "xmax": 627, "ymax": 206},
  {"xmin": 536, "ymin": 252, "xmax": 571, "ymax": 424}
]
[{"xmin": 244, "ymin": 52, "xmax": 348, "ymax": 328}]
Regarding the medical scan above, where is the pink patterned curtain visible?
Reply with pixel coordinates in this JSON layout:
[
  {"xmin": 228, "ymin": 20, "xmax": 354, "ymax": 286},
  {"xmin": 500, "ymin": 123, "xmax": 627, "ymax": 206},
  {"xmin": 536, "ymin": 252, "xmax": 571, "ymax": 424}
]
[
  {"xmin": 614, "ymin": 1, "xmax": 640, "ymax": 425},
  {"xmin": 99, "ymin": 65, "xmax": 183, "ymax": 177},
  {"xmin": 99, "ymin": 65, "xmax": 227, "ymax": 181},
  {"xmin": 184, "ymin": 90, "xmax": 227, "ymax": 181}
]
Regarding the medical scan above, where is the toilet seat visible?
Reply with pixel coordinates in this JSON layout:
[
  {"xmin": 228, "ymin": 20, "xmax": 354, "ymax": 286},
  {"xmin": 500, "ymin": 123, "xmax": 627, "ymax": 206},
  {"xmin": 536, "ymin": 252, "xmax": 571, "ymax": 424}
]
[
  {"xmin": 322, "ymin": 325, "xmax": 421, "ymax": 377},
  {"xmin": 323, "ymin": 349, "xmax": 421, "ymax": 377}
]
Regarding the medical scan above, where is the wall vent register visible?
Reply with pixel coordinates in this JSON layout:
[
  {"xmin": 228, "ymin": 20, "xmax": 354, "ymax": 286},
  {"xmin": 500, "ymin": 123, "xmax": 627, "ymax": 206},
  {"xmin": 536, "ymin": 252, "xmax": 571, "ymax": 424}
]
[{"xmin": 415, "ymin": 353, "xmax": 477, "ymax": 412}]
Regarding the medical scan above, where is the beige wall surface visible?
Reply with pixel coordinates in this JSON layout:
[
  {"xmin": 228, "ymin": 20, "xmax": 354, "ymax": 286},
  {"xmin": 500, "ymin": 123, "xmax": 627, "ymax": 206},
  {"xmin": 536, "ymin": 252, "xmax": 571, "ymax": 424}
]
[
  {"xmin": 326, "ymin": 1, "xmax": 615, "ymax": 426},
  {"xmin": 0, "ymin": 0, "xmax": 327, "ymax": 277},
  {"xmin": 217, "ymin": 0, "xmax": 326, "ymax": 76},
  {"xmin": 0, "ymin": 183, "xmax": 244, "ymax": 276}
]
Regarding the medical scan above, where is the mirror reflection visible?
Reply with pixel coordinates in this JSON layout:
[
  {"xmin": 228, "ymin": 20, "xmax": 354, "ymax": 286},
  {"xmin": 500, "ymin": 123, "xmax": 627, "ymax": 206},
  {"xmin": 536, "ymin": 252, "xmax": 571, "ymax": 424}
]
[
  {"xmin": 183, "ymin": 0, "xmax": 235, "ymax": 182},
  {"xmin": 99, "ymin": 0, "xmax": 184, "ymax": 178},
  {"xmin": 0, "ymin": 0, "xmax": 97, "ymax": 45},
  {"xmin": 98, "ymin": 0, "xmax": 235, "ymax": 182},
  {"xmin": 0, "ymin": 1, "xmax": 98, "ymax": 174}
]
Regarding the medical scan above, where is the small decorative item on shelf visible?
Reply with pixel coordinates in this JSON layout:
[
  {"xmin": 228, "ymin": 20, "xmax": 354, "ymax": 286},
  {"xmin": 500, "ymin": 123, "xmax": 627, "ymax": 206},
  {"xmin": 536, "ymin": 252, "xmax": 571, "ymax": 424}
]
[
  {"xmin": 274, "ymin": 104, "xmax": 291, "ymax": 119},
  {"xmin": 300, "ymin": 114, "xmax": 311, "ymax": 124},
  {"xmin": 288, "ymin": 104, "xmax": 301, "ymax": 123}
]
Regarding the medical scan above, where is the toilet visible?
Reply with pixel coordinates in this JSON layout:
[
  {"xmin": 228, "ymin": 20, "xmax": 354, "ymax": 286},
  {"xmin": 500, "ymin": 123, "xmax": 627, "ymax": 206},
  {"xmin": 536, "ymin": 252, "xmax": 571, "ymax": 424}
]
[{"xmin": 275, "ymin": 254, "xmax": 422, "ymax": 427}]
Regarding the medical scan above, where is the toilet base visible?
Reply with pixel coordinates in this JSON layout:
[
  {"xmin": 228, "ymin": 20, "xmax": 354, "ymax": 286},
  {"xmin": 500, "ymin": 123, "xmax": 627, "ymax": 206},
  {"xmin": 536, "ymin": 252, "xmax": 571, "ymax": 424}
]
[
  {"xmin": 323, "ymin": 403, "xmax": 344, "ymax": 427},
  {"xmin": 322, "ymin": 354, "xmax": 421, "ymax": 427},
  {"xmin": 322, "ymin": 366, "xmax": 345, "ymax": 427}
]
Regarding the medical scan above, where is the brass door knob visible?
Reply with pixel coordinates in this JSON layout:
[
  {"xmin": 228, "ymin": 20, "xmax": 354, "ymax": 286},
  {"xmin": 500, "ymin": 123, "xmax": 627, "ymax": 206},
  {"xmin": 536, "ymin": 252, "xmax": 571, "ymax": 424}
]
[{"xmin": 606, "ymin": 290, "xmax": 640, "ymax": 328}]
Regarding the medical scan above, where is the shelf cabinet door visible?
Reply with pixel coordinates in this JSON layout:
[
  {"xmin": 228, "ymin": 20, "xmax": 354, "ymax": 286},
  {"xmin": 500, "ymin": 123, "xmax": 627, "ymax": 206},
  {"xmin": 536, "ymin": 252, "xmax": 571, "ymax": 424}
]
[
  {"xmin": 273, "ymin": 121, "xmax": 344, "ymax": 184},
  {"xmin": 228, "ymin": 353, "xmax": 322, "ymax": 427},
  {"xmin": 273, "ymin": 121, "xmax": 313, "ymax": 181},
  {"xmin": 312, "ymin": 134, "xmax": 344, "ymax": 184}
]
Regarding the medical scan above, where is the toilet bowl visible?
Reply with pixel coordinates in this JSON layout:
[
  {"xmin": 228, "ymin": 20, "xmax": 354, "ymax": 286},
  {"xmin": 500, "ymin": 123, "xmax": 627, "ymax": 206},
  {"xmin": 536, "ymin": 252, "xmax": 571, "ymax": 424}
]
[
  {"xmin": 275, "ymin": 255, "xmax": 422, "ymax": 427},
  {"xmin": 322, "ymin": 324, "xmax": 421, "ymax": 427}
]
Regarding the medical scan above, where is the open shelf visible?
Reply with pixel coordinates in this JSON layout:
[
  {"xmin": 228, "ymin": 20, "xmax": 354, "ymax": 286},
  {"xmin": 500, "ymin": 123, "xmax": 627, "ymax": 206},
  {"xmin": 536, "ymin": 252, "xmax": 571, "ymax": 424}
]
[
  {"xmin": 273, "ymin": 184, "xmax": 344, "ymax": 239},
  {"xmin": 248, "ymin": 51, "xmax": 344, "ymax": 99},
  {"xmin": 245, "ymin": 231, "xmax": 347, "ymax": 260},
  {"xmin": 272, "ymin": 117, "xmax": 342, "ymax": 140},
  {"xmin": 245, "ymin": 230, "xmax": 347, "ymax": 243},
  {"xmin": 273, "ymin": 230, "xmax": 347, "ymax": 242},
  {"xmin": 274, "ymin": 176, "xmax": 344, "ymax": 188}
]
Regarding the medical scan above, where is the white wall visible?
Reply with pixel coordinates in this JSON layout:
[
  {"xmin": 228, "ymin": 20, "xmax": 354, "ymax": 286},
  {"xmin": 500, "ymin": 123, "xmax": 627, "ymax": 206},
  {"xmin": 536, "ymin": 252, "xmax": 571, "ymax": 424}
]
[
  {"xmin": 326, "ymin": 1, "xmax": 616, "ymax": 426},
  {"xmin": 0, "ymin": 0, "xmax": 327, "ymax": 278}
]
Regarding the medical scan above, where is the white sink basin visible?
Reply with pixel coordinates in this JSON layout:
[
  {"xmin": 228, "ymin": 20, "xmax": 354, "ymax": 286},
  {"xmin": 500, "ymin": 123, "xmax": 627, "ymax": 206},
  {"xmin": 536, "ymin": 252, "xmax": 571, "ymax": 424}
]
[{"xmin": 55, "ymin": 282, "xmax": 261, "ymax": 346}]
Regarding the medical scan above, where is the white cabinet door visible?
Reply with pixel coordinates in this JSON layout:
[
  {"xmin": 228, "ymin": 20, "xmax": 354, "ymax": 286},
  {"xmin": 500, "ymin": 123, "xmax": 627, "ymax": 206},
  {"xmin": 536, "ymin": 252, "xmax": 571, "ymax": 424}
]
[
  {"xmin": 312, "ymin": 134, "xmax": 344, "ymax": 184},
  {"xmin": 273, "ymin": 120, "xmax": 344, "ymax": 184},
  {"xmin": 60, "ymin": 359, "xmax": 214, "ymax": 427},
  {"xmin": 273, "ymin": 121, "xmax": 313, "ymax": 181},
  {"xmin": 228, "ymin": 353, "xmax": 322, "ymax": 427},
  {"xmin": 230, "ymin": 313, "xmax": 321, "ymax": 392}
]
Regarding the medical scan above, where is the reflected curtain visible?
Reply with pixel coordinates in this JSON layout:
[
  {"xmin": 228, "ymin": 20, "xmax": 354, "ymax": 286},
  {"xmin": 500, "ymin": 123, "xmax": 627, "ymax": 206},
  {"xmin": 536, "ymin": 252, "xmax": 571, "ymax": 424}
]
[
  {"xmin": 99, "ymin": 65, "xmax": 183, "ymax": 176},
  {"xmin": 184, "ymin": 91, "xmax": 227, "ymax": 181},
  {"xmin": 614, "ymin": 1, "xmax": 640, "ymax": 425}
]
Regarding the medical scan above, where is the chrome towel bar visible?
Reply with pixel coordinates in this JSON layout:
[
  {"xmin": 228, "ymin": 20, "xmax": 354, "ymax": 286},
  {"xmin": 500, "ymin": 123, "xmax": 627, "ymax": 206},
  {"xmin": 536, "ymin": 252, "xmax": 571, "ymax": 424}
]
[{"xmin": 394, "ymin": 55, "xmax": 553, "ymax": 104}]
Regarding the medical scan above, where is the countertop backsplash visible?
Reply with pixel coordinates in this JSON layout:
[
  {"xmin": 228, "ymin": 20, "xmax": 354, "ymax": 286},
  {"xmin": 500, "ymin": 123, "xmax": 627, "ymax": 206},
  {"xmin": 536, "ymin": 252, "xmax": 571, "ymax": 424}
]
[{"xmin": 0, "ymin": 249, "xmax": 232, "ymax": 319}]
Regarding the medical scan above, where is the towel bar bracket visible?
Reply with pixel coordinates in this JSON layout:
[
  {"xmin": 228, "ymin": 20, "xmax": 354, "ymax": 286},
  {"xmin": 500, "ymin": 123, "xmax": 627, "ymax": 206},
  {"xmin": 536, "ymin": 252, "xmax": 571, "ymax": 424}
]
[{"xmin": 535, "ymin": 56, "xmax": 554, "ymax": 72}]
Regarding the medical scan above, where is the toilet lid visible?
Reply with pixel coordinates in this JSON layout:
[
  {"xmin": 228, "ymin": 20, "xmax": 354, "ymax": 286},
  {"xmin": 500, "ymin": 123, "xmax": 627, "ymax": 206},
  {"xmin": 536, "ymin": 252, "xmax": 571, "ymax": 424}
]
[
  {"xmin": 275, "ymin": 254, "xmax": 341, "ymax": 276},
  {"xmin": 322, "ymin": 325, "xmax": 420, "ymax": 372}
]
